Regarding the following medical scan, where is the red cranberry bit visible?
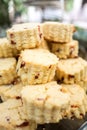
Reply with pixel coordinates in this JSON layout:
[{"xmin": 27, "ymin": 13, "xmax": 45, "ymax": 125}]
[
  {"xmin": 0, "ymin": 96, "xmax": 3, "ymax": 103},
  {"xmin": 10, "ymin": 33, "xmax": 14, "ymax": 38},
  {"xmin": 11, "ymin": 77, "xmax": 20, "ymax": 85},
  {"xmin": 38, "ymin": 25, "xmax": 42, "ymax": 39},
  {"xmin": 6, "ymin": 116, "xmax": 10, "ymax": 122},
  {"xmin": 49, "ymin": 65, "xmax": 51, "ymax": 69},
  {"xmin": 16, "ymin": 96, "xmax": 21, "ymax": 99},
  {"xmin": 57, "ymin": 48, "xmax": 61, "ymax": 52},
  {"xmin": 39, "ymin": 33, "xmax": 42, "ymax": 39},
  {"xmin": 20, "ymin": 61, "xmax": 25, "ymax": 68},
  {"xmin": 11, "ymin": 40, "xmax": 16, "ymax": 45},
  {"xmin": 70, "ymin": 46, "xmax": 75, "ymax": 55},
  {"xmin": 71, "ymin": 115, "xmax": 75, "ymax": 120},
  {"xmin": 71, "ymin": 105, "xmax": 78, "ymax": 108},
  {"xmin": 35, "ymin": 73, "xmax": 40, "ymax": 79},
  {"xmin": 57, "ymin": 77, "xmax": 64, "ymax": 84},
  {"xmin": 17, "ymin": 122, "xmax": 29, "ymax": 127},
  {"xmin": 68, "ymin": 75, "xmax": 74, "ymax": 79}
]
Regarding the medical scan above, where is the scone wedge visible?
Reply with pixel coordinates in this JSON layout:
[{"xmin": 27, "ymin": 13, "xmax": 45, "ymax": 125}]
[
  {"xmin": 21, "ymin": 81, "xmax": 70, "ymax": 124},
  {"xmin": 7, "ymin": 23, "xmax": 43, "ymax": 50},
  {"xmin": 17, "ymin": 49, "xmax": 58, "ymax": 85},
  {"xmin": 0, "ymin": 58, "xmax": 17, "ymax": 85},
  {"xmin": 43, "ymin": 22, "xmax": 74, "ymax": 43},
  {"xmin": 0, "ymin": 99, "xmax": 37, "ymax": 130}
]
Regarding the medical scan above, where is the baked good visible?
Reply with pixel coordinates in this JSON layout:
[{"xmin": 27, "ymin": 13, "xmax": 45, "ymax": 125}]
[
  {"xmin": 7, "ymin": 23, "xmax": 43, "ymax": 50},
  {"xmin": 0, "ymin": 38, "xmax": 19, "ymax": 58},
  {"xmin": 62, "ymin": 84, "xmax": 87, "ymax": 119},
  {"xmin": 77, "ymin": 78, "xmax": 87, "ymax": 93},
  {"xmin": 21, "ymin": 81, "xmax": 70, "ymax": 124},
  {"xmin": 0, "ymin": 58, "xmax": 17, "ymax": 85},
  {"xmin": 17, "ymin": 49, "xmax": 58, "ymax": 85},
  {"xmin": 43, "ymin": 22, "xmax": 74, "ymax": 43},
  {"xmin": 0, "ymin": 99, "xmax": 36, "ymax": 130},
  {"xmin": 51, "ymin": 40, "xmax": 78, "ymax": 59},
  {"xmin": 0, "ymin": 83, "xmax": 23, "ymax": 101},
  {"xmin": 56, "ymin": 57, "xmax": 87, "ymax": 84}
]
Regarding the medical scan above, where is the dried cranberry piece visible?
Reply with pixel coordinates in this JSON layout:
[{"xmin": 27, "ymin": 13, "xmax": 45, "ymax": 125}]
[
  {"xmin": 57, "ymin": 48, "xmax": 61, "ymax": 52},
  {"xmin": 20, "ymin": 61, "xmax": 25, "ymax": 68},
  {"xmin": 70, "ymin": 46, "xmax": 74, "ymax": 55},
  {"xmin": 11, "ymin": 40, "xmax": 16, "ymax": 44},
  {"xmin": 49, "ymin": 65, "xmax": 51, "ymax": 69},
  {"xmin": 68, "ymin": 75, "xmax": 74, "ymax": 79},
  {"xmin": 10, "ymin": 33, "xmax": 14, "ymax": 38},
  {"xmin": 6, "ymin": 116, "xmax": 10, "ymax": 122},
  {"xmin": 35, "ymin": 73, "xmax": 40, "ymax": 79},
  {"xmin": 16, "ymin": 122, "xmax": 29, "ymax": 127},
  {"xmin": 16, "ymin": 96, "xmax": 21, "ymax": 99},
  {"xmin": 71, "ymin": 105, "xmax": 78, "ymax": 108}
]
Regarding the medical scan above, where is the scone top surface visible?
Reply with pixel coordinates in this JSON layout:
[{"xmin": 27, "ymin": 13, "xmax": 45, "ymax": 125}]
[
  {"xmin": 21, "ymin": 81, "xmax": 70, "ymax": 108},
  {"xmin": 20, "ymin": 49, "xmax": 58, "ymax": 66},
  {"xmin": 43, "ymin": 21, "xmax": 74, "ymax": 33},
  {"xmin": 7, "ymin": 23, "xmax": 41, "ymax": 32},
  {"xmin": 0, "ymin": 58, "xmax": 16, "ymax": 71},
  {"xmin": 57, "ymin": 57, "xmax": 87, "ymax": 74}
]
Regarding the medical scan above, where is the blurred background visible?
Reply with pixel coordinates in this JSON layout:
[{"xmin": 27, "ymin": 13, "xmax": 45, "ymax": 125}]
[{"xmin": 0, "ymin": 0, "xmax": 87, "ymax": 59}]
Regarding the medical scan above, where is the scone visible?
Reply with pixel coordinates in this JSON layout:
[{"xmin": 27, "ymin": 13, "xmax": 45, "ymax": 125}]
[
  {"xmin": 43, "ymin": 22, "xmax": 74, "ymax": 43},
  {"xmin": 21, "ymin": 81, "xmax": 70, "ymax": 124},
  {"xmin": 0, "ymin": 38, "xmax": 19, "ymax": 58},
  {"xmin": 17, "ymin": 49, "xmax": 58, "ymax": 85},
  {"xmin": 51, "ymin": 40, "xmax": 79, "ymax": 59},
  {"xmin": 0, "ymin": 99, "xmax": 37, "ymax": 130},
  {"xmin": 0, "ymin": 58, "xmax": 17, "ymax": 85},
  {"xmin": 77, "ymin": 78, "xmax": 87, "ymax": 93},
  {"xmin": 7, "ymin": 23, "xmax": 43, "ymax": 50},
  {"xmin": 62, "ymin": 84, "xmax": 87, "ymax": 119},
  {"xmin": 56, "ymin": 57, "xmax": 87, "ymax": 84},
  {"xmin": 0, "ymin": 83, "xmax": 23, "ymax": 101}
]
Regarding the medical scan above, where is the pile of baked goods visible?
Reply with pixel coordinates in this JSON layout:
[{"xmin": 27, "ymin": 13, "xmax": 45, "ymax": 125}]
[{"xmin": 0, "ymin": 22, "xmax": 87, "ymax": 130}]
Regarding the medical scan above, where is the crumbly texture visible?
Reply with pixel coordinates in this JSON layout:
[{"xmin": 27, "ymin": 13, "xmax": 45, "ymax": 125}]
[
  {"xmin": 0, "ymin": 58, "xmax": 17, "ymax": 85},
  {"xmin": 43, "ymin": 22, "xmax": 74, "ymax": 43},
  {"xmin": 0, "ymin": 83, "xmax": 23, "ymax": 101},
  {"xmin": 21, "ymin": 81, "xmax": 70, "ymax": 124},
  {"xmin": 56, "ymin": 57, "xmax": 87, "ymax": 84},
  {"xmin": 17, "ymin": 49, "xmax": 58, "ymax": 85},
  {"xmin": 7, "ymin": 23, "xmax": 43, "ymax": 50},
  {"xmin": 0, "ymin": 38, "xmax": 19, "ymax": 58},
  {"xmin": 52, "ymin": 40, "xmax": 79, "ymax": 59},
  {"xmin": 62, "ymin": 84, "xmax": 87, "ymax": 119},
  {"xmin": 0, "ymin": 99, "xmax": 36, "ymax": 130},
  {"xmin": 77, "ymin": 78, "xmax": 87, "ymax": 93}
]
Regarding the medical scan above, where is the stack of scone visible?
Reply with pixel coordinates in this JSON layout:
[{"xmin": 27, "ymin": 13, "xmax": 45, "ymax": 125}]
[
  {"xmin": 43, "ymin": 22, "xmax": 87, "ymax": 91},
  {"xmin": 0, "ymin": 22, "xmax": 87, "ymax": 130}
]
